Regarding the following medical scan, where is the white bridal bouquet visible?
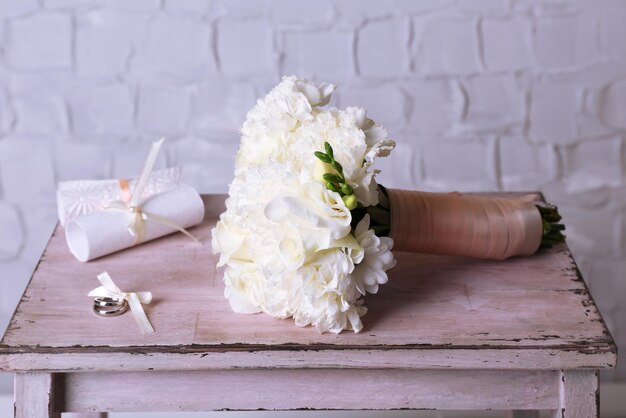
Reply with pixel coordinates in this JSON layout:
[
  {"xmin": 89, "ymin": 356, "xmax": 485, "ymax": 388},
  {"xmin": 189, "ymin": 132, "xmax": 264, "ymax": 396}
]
[
  {"xmin": 213, "ymin": 76, "xmax": 565, "ymax": 334},
  {"xmin": 212, "ymin": 76, "xmax": 396, "ymax": 333}
]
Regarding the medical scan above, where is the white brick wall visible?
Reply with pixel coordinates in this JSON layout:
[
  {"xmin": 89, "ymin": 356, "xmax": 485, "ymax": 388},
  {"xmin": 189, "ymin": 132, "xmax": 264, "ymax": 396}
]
[{"xmin": 0, "ymin": 0, "xmax": 625, "ymax": 393}]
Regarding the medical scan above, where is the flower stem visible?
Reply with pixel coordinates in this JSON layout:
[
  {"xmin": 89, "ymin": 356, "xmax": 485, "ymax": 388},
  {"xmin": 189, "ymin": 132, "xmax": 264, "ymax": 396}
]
[
  {"xmin": 537, "ymin": 204, "xmax": 566, "ymax": 249},
  {"xmin": 361, "ymin": 187, "xmax": 391, "ymax": 236}
]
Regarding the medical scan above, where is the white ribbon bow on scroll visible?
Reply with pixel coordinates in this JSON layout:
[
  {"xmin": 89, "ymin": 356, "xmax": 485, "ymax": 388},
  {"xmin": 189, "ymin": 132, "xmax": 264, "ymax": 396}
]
[
  {"xmin": 88, "ymin": 271, "xmax": 155, "ymax": 334},
  {"xmin": 104, "ymin": 138, "xmax": 199, "ymax": 244}
]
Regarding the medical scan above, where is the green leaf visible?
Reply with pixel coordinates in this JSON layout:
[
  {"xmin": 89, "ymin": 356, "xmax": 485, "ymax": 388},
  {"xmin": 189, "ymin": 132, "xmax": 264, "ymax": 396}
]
[
  {"xmin": 332, "ymin": 160, "xmax": 343, "ymax": 173},
  {"xmin": 324, "ymin": 142, "xmax": 334, "ymax": 158},
  {"xmin": 537, "ymin": 203, "xmax": 566, "ymax": 249}
]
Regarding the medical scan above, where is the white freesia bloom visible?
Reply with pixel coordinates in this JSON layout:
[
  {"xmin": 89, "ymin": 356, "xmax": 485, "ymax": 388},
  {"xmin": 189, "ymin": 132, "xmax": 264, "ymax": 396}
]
[
  {"xmin": 265, "ymin": 182, "xmax": 352, "ymax": 248},
  {"xmin": 212, "ymin": 76, "xmax": 396, "ymax": 333}
]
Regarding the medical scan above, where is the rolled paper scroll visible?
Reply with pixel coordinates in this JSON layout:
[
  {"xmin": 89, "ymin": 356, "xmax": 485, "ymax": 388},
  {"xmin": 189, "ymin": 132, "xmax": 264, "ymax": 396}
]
[
  {"xmin": 65, "ymin": 184, "xmax": 205, "ymax": 262},
  {"xmin": 57, "ymin": 167, "xmax": 183, "ymax": 226},
  {"xmin": 386, "ymin": 189, "xmax": 543, "ymax": 260}
]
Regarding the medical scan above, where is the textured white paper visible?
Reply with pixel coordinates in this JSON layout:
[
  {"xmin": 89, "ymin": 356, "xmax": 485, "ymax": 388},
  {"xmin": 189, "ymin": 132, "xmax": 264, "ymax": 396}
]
[
  {"xmin": 57, "ymin": 167, "xmax": 183, "ymax": 226},
  {"xmin": 65, "ymin": 184, "xmax": 205, "ymax": 262}
]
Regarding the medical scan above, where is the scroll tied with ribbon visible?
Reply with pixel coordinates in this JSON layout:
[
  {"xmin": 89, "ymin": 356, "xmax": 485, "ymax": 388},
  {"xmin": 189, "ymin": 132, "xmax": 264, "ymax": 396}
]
[
  {"xmin": 57, "ymin": 166, "xmax": 183, "ymax": 226},
  {"xmin": 58, "ymin": 139, "xmax": 205, "ymax": 262}
]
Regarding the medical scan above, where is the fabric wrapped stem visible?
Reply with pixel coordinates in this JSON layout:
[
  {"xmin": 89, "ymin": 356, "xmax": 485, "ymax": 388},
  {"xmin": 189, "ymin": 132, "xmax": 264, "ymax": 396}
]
[{"xmin": 385, "ymin": 188, "xmax": 548, "ymax": 260}]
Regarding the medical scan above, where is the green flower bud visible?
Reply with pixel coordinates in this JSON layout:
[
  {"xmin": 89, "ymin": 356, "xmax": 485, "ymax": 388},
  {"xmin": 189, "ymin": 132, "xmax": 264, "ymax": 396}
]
[
  {"xmin": 326, "ymin": 182, "xmax": 340, "ymax": 193},
  {"xmin": 342, "ymin": 194, "xmax": 357, "ymax": 210},
  {"xmin": 341, "ymin": 184, "xmax": 354, "ymax": 195},
  {"xmin": 324, "ymin": 141, "xmax": 334, "ymax": 158},
  {"xmin": 314, "ymin": 151, "xmax": 332, "ymax": 163},
  {"xmin": 322, "ymin": 173, "xmax": 341, "ymax": 183}
]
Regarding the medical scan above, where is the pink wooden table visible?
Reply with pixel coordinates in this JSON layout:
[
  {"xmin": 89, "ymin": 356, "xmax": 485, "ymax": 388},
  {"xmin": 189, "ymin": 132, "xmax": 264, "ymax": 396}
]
[{"xmin": 0, "ymin": 194, "xmax": 616, "ymax": 417}]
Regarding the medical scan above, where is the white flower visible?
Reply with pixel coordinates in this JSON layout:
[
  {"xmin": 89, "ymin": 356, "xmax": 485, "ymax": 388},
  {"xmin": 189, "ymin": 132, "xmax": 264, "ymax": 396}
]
[
  {"xmin": 222, "ymin": 263, "xmax": 263, "ymax": 314},
  {"xmin": 350, "ymin": 167, "xmax": 379, "ymax": 208},
  {"xmin": 265, "ymin": 182, "xmax": 352, "ymax": 247},
  {"xmin": 212, "ymin": 76, "xmax": 396, "ymax": 333},
  {"xmin": 211, "ymin": 219, "xmax": 246, "ymax": 267},
  {"xmin": 350, "ymin": 214, "xmax": 397, "ymax": 295},
  {"xmin": 294, "ymin": 250, "xmax": 365, "ymax": 333},
  {"xmin": 296, "ymin": 79, "xmax": 335, "ymax": 106},
  {"xmin": 277, "ymin": 226, "xmax": 306, "ymax": 270}
]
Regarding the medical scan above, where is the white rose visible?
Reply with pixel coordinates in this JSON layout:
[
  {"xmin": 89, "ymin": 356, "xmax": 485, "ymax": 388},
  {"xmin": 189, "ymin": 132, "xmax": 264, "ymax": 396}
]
[{"xmin": 277, "ymin": 225, "xmax": 306, "ymax": 270}]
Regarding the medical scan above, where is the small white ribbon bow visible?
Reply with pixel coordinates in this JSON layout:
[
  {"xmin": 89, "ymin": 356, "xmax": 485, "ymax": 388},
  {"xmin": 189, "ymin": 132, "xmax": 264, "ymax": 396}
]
[
  {"xmin": 88, "ymin": 271, "xmax": 154, "ymax": 334},
  {"xmin": 104, "ymin": 137, "xmax": 199, "ymax": 244}
]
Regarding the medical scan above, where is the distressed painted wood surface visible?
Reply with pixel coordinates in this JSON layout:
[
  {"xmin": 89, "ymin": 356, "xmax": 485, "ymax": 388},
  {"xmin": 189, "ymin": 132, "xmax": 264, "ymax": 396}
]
[
  {"xmin": 14, "ymin": 372, "xmax": 59, "ymax": 418},
  {"xmin": 555, "ymin": 370, "xmax": 599, "ymax": 418},
  {"xmin": 0, "ymin": 194, "xmax": 616, "ymax": 372},
  {"xmin": 60, "ymin": 369, "xmax": 560, "ymax": 412},
  {"xmin": 0, "ymin": 347, "xmax": 614, "ymax": 372}
]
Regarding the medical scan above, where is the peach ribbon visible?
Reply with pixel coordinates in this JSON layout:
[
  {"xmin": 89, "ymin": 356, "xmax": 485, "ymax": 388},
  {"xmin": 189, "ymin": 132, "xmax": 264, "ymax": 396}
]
[
  {"xmin": 386, "ymin": 189, "xmax": 543, "ymax": 260},
  {"xmin": 104, "ymin": 139, "xmax": 199, "ymax": 245},
  {"xmin": 88, "ymin": 271, "xmax": 154, "ymax": 334},
  {"xmin": 118, "ymin": 178, "xmax": 132, "ymax": 203}
]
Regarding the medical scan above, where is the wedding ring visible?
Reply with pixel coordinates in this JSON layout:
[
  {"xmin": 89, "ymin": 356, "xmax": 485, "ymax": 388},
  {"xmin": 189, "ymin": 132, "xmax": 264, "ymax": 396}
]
[
  {"xmin": 94, "ymin": 303, "xmax": 128, "ymax": 317},
  {"xmin": 94, "ymin": 296, "xmax": 125, "ymax": 307},
  {"xmin": 96, "ymin": 303, "xmax": 127, "ymax": 313},
  {"xmin": 93, "ymin": 297, "xmax": 128, "ymax": 317},
  {"xmin": 94, "ymin": 306, "xmax": 128, "ymax": 317}
]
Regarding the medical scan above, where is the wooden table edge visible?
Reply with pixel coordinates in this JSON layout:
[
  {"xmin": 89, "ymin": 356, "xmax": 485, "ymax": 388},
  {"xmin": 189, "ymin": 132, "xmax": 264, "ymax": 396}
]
[{"xmin": 0, "ymin": 344, "xmax": 616, "ymax": 372}]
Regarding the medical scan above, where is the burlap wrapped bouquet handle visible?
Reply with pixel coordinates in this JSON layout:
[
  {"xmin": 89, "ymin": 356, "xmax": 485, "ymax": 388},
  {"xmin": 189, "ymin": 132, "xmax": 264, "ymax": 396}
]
[{"xmin": 386, "ymin": 189, "xmax": 544, "ymax": 260}]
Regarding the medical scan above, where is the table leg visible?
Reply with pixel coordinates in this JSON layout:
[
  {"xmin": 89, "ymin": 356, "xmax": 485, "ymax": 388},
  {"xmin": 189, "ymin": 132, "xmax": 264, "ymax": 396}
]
[
  {"xmin": 553, "ymin": 370, "xmax": 599, "ymax": 418},
  {"xmin": 14, "ymin": 372, "xmax": 60, "ymax": 418}
]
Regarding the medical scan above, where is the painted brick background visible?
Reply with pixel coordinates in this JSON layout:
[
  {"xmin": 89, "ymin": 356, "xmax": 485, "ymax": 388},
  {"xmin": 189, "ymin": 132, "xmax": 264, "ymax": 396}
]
[{"xmin": 0, "ymin": 0, "xmax": 625, "ymax": 395}]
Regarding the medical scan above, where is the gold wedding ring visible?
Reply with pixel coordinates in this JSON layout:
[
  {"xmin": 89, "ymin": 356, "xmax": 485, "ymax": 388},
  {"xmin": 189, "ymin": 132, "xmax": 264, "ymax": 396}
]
[{"xmin": 93, "ymin": 297, "xmax": 128, "ymax": 317}]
